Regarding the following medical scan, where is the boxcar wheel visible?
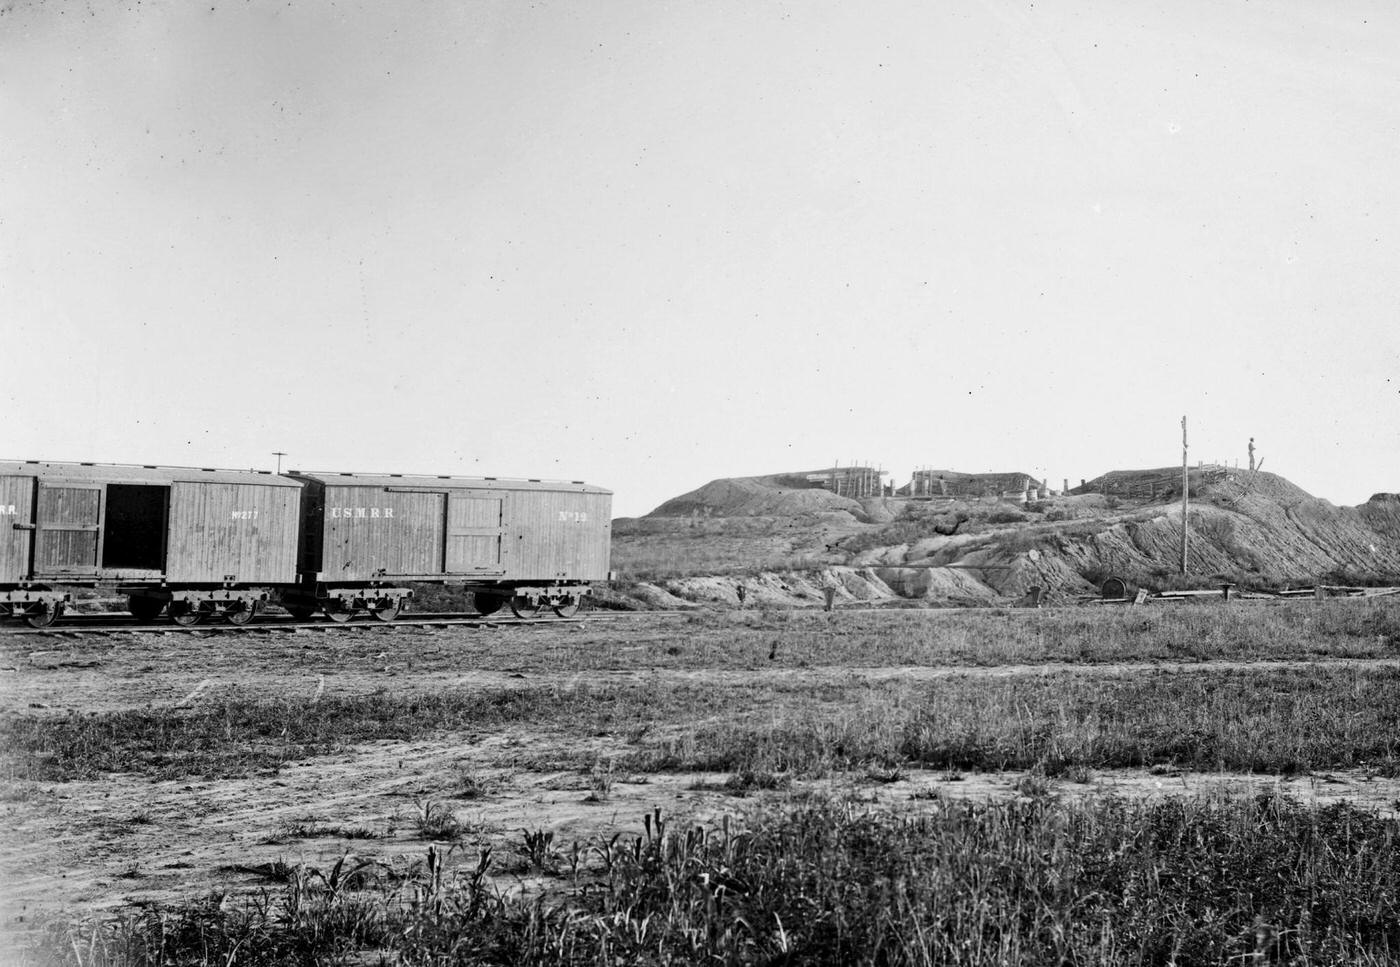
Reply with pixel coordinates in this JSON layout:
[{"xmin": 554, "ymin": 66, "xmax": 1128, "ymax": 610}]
[
  {"xmin": 372, "ymin": 601, "xmax": 400, "ymax": 622},
  {"xmin": 128, "ymin": 596, "xmax": 165, "ymax": 623},
  {"xmin": 170, "ymin": 603, "xmax": 204, "ymax": 627},
  {"xmin": 552, "ymin": 597, "xmax": 582, "ymax": 618},
  {"xmin": 474, "ymin": 594, "xmax": 505, "ymax": 617},
  {"xmin": 509, "ymin": 596, "xmax": 543, "ymax": 619},
  {"xmin": 227, "ymin": 601, "xmax": 258, "ymax": 625},
  {"xmin": 324, "ymin": 607, "xmax": 355, "ymax": 623},
  {"xmin": 24, "ymin": 602, "xmax": 63, "ymax": 628}
]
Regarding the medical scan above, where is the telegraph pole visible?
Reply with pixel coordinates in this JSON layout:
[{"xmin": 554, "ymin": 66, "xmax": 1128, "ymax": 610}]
[
  {"xmin": 273, "ymin": 451, "xmax": 287, "ymax": 474},
  {"xmin": 1180, "ymin": 417, "xmax": 1189, "ymax": 575}
]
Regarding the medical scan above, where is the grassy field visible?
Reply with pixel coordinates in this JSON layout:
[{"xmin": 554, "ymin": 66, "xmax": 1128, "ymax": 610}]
[
  {"xmin": 661, "ymin": 600, "xmax": 1400, "ymax": 668},
  {"xmin": 21, "ymin": 796, "xmax": 1400, "ymax": 966},
  {"xmin": 4, "ymin": 598, "xmax": 1400, "ymax": 965},
  {"xmin": 6, "ymin": 665, "xmax": 1400, "ymax": 783},
  {"xmin": 8, "ymin": 598, "xmax": 1396, "ymax": 684}
]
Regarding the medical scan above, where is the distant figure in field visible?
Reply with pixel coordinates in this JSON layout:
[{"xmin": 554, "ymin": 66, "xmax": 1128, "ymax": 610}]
[
  {"xmin": 736, "ymin": 584, "xmax": 747, "ymax": 609},
  {"xmin": 1248, "ymin": 437, "xmax": 1256, "ymax": 472},
  {"xmin": 822, "ymin": 586, "xmax": 837, "ymax": 612}
]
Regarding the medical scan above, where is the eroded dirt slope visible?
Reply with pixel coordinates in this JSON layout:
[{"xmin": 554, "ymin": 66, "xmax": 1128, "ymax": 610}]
[{"xmin": 612, "ymin": 467, "xmax": 1400, "ymax": 606}]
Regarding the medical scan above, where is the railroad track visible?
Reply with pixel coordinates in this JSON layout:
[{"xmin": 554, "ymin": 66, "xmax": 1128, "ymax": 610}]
[
  {"xmin": 0, "ymin": 609, "xmax": 688, "ymax": 637},
  {"xmin": 3, "ymin": 593, "xmax": 1352, "ymax": 637}
]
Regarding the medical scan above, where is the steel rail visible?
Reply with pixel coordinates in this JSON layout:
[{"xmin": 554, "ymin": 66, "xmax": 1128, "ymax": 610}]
[{"xmin": 0, "ymin": 610, "xmax": 692, "ymax": 636}]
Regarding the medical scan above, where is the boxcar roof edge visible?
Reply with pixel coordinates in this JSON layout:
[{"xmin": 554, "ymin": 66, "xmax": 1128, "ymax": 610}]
[
  {"xmin": 0, "ymin": 460, "xmax": 305, "ymax": 487},
  {"xmin": 289, "ymin": 471, "xmax": 611, "ymax": 495}
]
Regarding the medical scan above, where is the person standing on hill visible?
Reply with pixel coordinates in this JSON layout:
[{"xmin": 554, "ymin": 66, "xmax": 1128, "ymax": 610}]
[{"xmin": 1248, "ymin": 437, "xmax": 1256, "ymax": 472}]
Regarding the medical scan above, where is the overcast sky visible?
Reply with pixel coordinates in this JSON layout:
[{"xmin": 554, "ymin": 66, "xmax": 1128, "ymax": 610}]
[{"xmin": 3, "ymin": 0, "xmax": 1396, "ymax": 517}]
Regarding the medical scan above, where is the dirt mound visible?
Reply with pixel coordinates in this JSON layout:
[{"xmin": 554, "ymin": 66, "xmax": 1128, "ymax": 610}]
[
  {"xmin": 654, "ymin": 568, "xmax": 896, "ymax": 608},
  {"xmin": 636, "ymin": 565, "xmax": 999, "ymax": 609},
  {"xmin": 647, "ymin": 473, "xmax": 865, "ymax": 519},
  {"xmin": 970, "ymin": 486, "xmax": 1400, "ymax": 597},
  {"xmin": 1361, "ymin": 496, "xmax": 1400, "ymax": 544},
  {"xmin": 871, "ymin": 566, "xmax": 997, "ymax": 602},
  {"xmin": 1208, "ymin": 470, "xmax": 1314, "ymax": 502},
  {"xmin": 1073, "ymin": 467, "xmax": 1312, "ymax": 503},
  {"xmin": 857, "ymin": 497, "xmax": 901, "ymax": 524},
  {"xmin": 618, "ymin": 466, "xmax": 1398, "ymax": 607},
  {"xmin": 593, "ymin": 581, "xmax": 699, "ymax": 610}
]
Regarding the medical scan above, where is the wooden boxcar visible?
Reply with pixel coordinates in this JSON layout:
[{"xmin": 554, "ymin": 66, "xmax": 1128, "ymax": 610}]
[
  {"xmin": 0, "ymin": 460, "xmax": 304, "ymax": 625},
  {"xmin": 288, "ymin": 471, "xmax": 612, "ymax": 619},
  {"xmin": 0, "ymin": 460, "xmax": 612, "ymax": 626}
]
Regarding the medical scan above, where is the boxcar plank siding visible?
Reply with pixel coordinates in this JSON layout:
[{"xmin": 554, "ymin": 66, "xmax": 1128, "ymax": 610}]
[
  {"xmin": 35, "ymin": 486, "xmax": 101, "ymax": 572},
  {"xmin": 166, "ymin": 482, "xmax": 301, "ymax": 583},
  {"xmin": 321, "ymin": 487, "xmax": 443, "ymax": 580},
  {"xmin": 0, "ymin": 476, "xmax": 34, "ymax": 582},
  {"xmin": 290, "ymin": 472, "xmax": 611, "ymax": 585},
  {"xmin": 0, "ymin": 461, "xmax": 305, "ymax": 587},
  {"xmin": 449, "ymin": 496, "xmax": 502, "ymax": 528},
  {"xmin": 39, "ymin": 487, "xmax": 101, "ymax": 525},
  {"xmin": 446, "ymin": 495, "xmax": 503, "ymax": 572},
  {"xmin": 504, "ymin": 490, "xmax": 611, "ymax": 581},
  {"xmin": 38, "ymin": 531, "xmax": 99, "ymax": 571}
]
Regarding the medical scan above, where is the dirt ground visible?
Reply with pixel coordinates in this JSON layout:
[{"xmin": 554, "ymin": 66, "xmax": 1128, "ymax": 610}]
[{"xmin": 3, "ymin": 612, "xmax": 1399, "ymax": 960}]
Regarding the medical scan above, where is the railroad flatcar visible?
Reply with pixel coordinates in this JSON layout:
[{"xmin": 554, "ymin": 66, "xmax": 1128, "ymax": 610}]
[{"xmin": 0, "ymin": 460, "xmax": 612, "ymax": 626}]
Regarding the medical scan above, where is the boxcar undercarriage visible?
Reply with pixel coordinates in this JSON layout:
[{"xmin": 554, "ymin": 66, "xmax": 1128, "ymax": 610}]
[{"xmin": 0, "ymin": 579, "xmax": 598, "ymax": 628}]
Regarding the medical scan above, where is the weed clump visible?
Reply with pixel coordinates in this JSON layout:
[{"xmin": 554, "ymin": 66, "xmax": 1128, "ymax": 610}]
[{"xmin": 412, "ymin": 800, "xmax": 466, "ymax": 842}]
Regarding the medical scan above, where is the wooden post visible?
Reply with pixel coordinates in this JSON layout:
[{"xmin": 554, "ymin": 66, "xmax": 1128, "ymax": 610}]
[{"xmin": 1180, "ymin": 415, "xmax": 1189, "ymax": 575}]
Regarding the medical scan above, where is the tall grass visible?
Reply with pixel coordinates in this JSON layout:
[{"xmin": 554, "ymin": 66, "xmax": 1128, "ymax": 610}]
[
  {"xmin": 7, "ymin": 666, "xmax": 1400, "ymax": 782},
  {"xmin": 23, "ymin": 796, "xmax": 1400, "ymax": 966},
  {"xmin": 639, "ymin": 666, "xmax": 1400, "ymax": 776},
  {"xmin": 585, "ymin": 599, "xmax": 1400, "ymax": 672},
  {"xmin": 1, "ymin": 688, "xmax": 584, "ymax": 781}
]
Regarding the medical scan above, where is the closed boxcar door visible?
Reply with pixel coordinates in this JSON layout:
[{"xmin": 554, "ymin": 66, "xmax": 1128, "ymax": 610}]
[
  {"xmin": 0, "ymin": 476, "xmax": 36, "ymax": 583},
  {"xmin": 34, "ymin": 483, "xmax": 102, "ymax": 577},
  {"xmin": 445, "ymin": 492, "xmax": 504, "ymax": 573}
]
